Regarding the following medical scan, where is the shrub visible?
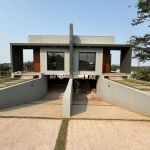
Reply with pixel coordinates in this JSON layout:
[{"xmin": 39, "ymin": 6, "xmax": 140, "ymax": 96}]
[{"xmin": 132, "ymin": 68, "xmax": 150, "ymax": 82}]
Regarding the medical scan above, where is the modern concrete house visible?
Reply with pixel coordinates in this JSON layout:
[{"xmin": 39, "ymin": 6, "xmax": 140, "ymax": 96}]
[
  {"xmin": 10, "ymin": 24, "xmax": 132, "ymax": 78},
  {"xmin": 0, "ymin": 24, "xmax": 149, "ymax": 118},
  {"xmin": 3, "ymin": 24, "xmax": 150, "ymax": 118},
  {"xmin": 8, "ymin": 24, "xmax": 135, "ymax": 116}
]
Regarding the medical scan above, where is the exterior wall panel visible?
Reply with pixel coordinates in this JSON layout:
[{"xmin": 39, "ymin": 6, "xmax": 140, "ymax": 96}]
[
  {"xmin": 33, "ymin": 48, "xmax": 40, "ymax": 72},
  {"xmin": 103, "ymin": 49, "xmax": 110, "ymax": 73},
  {"xmin": 40, "ymin": 47, "xmax": 70, "ymax": 75},
  {"xmin": 73, "ymin": 48, "xmax": 103, "ymax": 75}
]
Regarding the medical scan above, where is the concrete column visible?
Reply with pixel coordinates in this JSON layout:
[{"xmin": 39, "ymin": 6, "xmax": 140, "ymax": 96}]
[
  {"xmin": 11, "ymin": 46, "xmax": 23, "ymax": 72},
  {"xmin": 70, "ymin": 23, "xmax": 73, "ymax": 78},
  {"xmin": 120, "ymin": 47, "xmax": 132, "ymax": 73}
]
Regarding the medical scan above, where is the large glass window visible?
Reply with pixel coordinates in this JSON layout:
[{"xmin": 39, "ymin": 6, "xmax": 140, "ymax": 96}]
[
  {"xmin": 79, "ymin": 52, "xmax": 96, "ymax": 71},
  {"xmin": 47, "ymin": 52, "xmax": 64, "ymax": 70}
]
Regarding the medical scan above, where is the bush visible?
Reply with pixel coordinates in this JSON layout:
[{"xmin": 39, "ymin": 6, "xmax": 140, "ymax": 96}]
[{"xmin": 132, "ymin": 68, "xmax": 150, "ymax": 82}]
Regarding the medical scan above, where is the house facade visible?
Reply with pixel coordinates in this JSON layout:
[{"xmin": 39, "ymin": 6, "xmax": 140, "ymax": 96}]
[{"xmin": 10, "ymin": 24, "xmax": 132, "ymax": 78}]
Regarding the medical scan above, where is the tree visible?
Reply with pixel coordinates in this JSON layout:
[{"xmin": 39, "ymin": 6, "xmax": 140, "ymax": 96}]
[
  {"xmin": 24, "ymin": 61, "xmax": 33, "ymax": 71},
  {"xmin": 128, "ymin": 0, "xmax": 150, "ymax": 63},
  {"xmin": 132, "ymin": 68, "xmax": 150, "ymax": 81},
  {"xmin": 0, "ymin": 63, "xmax": 11, "ymax": 71}
]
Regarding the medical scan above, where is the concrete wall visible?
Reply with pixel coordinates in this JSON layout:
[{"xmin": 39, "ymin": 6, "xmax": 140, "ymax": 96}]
[
  {"xmin": 63, "ymin": 79, "xmax": 73, "ymax": 117},
  {"xmin": 74, "ymin": 36, "xmax": 115, "ymax": 44},
  {"xmin": 0, "ymin": 75, "xmax": 48, "ymax": 109},
  {"xmin": 29, "ymin": 35, "xmax": 69, "ymax": 44},
  {"xmin": 11, "ymin": 47, "xmax": 23, "ymax": 72},
  {"xmin": 120, "ymin": 47, "xmax": 132, "ymax": 73},
  {"xmin": 40, "ymin": 47, "xmax": 70, "ymax": 75},
  {"xmin": 96, "ymin": 77, "xmax": 150, "ymax": 117},
  {"xmin": 28, "ymin": 35, "xmax": 114, "ymax": 44},
  {"xmin": 73, "ymin": 48, "xmax": 103, "ymax": 75}
]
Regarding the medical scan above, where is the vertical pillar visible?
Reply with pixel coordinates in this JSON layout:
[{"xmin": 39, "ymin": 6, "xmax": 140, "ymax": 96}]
[
  {"xmin": 70, "ymin": 23, "xmax": 73, "ymax": 78},
  {"xmin": 120, "ymin": 47, "xmax": 132, "ymax": 73},
  {"xmin": 11, "ymin": 46, "xmax": 23, "ymax": 72},
  {"xmin": 33, "ymin": 48, "xmax": 40, "ymax": 72},
  {"xmin": 103, "ymin": 49, "xmax": 111, "ymax": 73}
]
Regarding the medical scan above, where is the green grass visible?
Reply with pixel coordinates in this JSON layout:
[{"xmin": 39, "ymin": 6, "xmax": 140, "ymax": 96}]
[
  {"xmin": 0, "ymin": 78, "xmax": 19, "ymax": 83},
  {"xmin": 112, "ymin": 79, "xmax": 150, "ymax": 91},
  {"xmin": 55, "ymin": 118, "xmax": 69, "ymax": 150},
  {"xmin": 0, "ymin": 78, "xmax": 32, "ymax": 89},
  {"xmin": 125, "ymin": 79, "xmax": 150, "ymax": 86},
  {"xmin": 112, "ymin": 80, "xmax": 135, "ymax": 88}
]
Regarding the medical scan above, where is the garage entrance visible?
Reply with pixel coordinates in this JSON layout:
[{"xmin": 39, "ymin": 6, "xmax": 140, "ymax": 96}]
[
  {"xmin": 73, "ymin": 78, "xmax": 100, "ymax": 102},
  {"xmin": 43, "ymin": 76, "xmax": 69, "ymax": 101}
]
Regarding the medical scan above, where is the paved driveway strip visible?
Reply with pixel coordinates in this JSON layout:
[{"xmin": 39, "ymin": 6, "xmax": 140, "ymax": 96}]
[
  {"xmin": 0, "ymin": 118, "xmax": 61, "ymax": 150},
  {"xmin": 66, "ymin": 120, "xmax": 150, "ymax": 150}
]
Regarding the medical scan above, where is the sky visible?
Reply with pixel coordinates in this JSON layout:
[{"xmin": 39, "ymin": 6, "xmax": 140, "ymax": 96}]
[{"xmin": 0, "ymin": 0, "xmax": 149, "ymax": 66}]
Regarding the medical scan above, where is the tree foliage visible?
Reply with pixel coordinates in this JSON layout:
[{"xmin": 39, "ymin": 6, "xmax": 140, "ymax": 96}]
[
  {"xmin": 132, "ymin": 68, "xmax": 150, "ymax": 81},
  {"xmin": 24, "ymin": 61, "xmax": 33, "ymax": 71},
  {"xmin": 132, "ymin": 0, "xmax": 150, "ymax": 27},
  {"xmin": 128, "ymin": 0, "xmax": 150, "ymax": 63},
  {"xmin": 0, "ymin": 63, "xmax": 11, "ymax": 71}
]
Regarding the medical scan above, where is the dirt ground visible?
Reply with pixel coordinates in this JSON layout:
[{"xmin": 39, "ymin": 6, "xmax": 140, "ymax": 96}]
[{"xmin": 73, "ymin": 88, "xmax": 100, "ymax": 101}]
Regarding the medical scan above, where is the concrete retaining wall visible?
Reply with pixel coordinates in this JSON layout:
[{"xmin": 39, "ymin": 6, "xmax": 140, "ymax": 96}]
[
  {"xmin": 96, "ymin": 77, "xmax": 150, "ymax": 117},
  {"xmin": 0, "ymin": 75, "xmax": 48, "ymax": 109},
  {"xmin": 63, "ymin": 79, "xmax": 73, "ymax": 117}
]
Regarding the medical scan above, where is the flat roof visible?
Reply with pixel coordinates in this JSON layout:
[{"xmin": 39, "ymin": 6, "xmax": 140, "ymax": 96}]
[{"xmin": 10, "ymin": 43, "xmax": 132, "ymax": 50}]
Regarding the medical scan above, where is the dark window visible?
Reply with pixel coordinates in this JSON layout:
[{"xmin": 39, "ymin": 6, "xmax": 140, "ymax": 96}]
[
  {"xmin": 79, "ymin": 52, "xmax": 96, "ymax": 71},
  {"xmin": 47, "ymin": 52, "xmax": 64, "ymax": 70}
]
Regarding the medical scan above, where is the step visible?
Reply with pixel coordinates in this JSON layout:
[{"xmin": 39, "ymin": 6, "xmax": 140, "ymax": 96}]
[
  {"xmin": 109, "ymin": 76, "xmax": 123, "ymax": 80},
  {"xmin": 21, "ymin": 76, "xmax": 33, "ymax": 79}
]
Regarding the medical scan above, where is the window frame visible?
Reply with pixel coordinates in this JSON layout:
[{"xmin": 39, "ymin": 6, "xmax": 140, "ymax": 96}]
[
  {"xmin": 47, "ymin": 52, "xmax": 65, "ymax": 71},
  {"xmin": 79, "ymin": 52, "xmax": 96, "ymax": 71}
]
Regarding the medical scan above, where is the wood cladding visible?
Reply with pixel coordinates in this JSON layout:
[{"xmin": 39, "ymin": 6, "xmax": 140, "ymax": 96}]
[
  {"xmin": 33, "ymin": 49, "xmax": 40, "ymax": 72},
  {"xmin": 103, "ymin": 49, "xmax": 110, "ymax": 73}
]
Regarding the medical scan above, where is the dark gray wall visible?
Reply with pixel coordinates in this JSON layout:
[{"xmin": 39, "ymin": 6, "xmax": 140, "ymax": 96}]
[
  {"xmin": 11, "ymin": 46, "xmax": 23, "ymax": 72},
  {"xmin": 120, "ymin": 47, "xmax": 132, "ymax": 73},
  {"xmin": 0, "ymin": 75, "xmax": 48, "ymax": 109}
]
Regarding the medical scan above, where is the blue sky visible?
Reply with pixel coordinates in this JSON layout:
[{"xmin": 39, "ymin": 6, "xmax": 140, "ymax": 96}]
[{"xmin": 0, "ymin": 0, "xmax": 149, "ymax": 66}]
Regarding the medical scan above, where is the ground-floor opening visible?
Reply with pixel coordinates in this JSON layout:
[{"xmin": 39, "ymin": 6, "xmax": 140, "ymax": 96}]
[
  {"xmin": 110, "ymin": 50, "xmax": 120, "ymax": 73},
  {"xmin": 73, "ymin": 78, "xmax": 100, "ymax": 102},
  {"xmin": 43, "ymin": 76, "xmax": 69, "ymax": 101}
]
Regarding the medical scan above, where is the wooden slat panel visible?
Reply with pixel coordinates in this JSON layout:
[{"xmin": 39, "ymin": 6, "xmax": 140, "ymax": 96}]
[
  {"xmin": 33, "ymin": 48, "xmax": 40, "ymax": 72},
  {"xmin": 103, "ymin": 49, "xmax": 110, "ymax": 73}
]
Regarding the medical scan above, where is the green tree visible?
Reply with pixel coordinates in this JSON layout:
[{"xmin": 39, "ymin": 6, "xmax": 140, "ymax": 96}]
[
  {"xmin": 24, "ymin": 61, "xmax": 33, "ymax": 71},
  {"xmin": 128, "ymin": 0, "xmax": 150, "ymax": 63},
  {"xmin": 132, "ymin": 68, "xmax": 150, "ymax": 81},
  {"xmin": 0, "ymin": 63, "xmax": 11, "ymax": 71}
]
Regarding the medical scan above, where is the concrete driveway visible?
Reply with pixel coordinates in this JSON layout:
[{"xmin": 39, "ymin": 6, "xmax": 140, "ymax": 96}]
[
  {"xmin": 0, "ymin": 85, "xmax": 150, "ymax": 150},
  {"xmin": 66, "ymin": 120, "xmax": 150, "ymax": 150},
  {"xmin": 0, "ymin": 118, "xmax": 61, "ymax": 150}
]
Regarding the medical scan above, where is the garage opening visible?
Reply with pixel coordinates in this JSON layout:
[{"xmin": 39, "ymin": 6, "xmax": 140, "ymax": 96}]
[
  {"xmin": 73, "ymin": 78, "xmax": 100, "ymax": 102},
  {"xmin": 43, "ymin": 76, "xmax": 69, "ymax": 101}
]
